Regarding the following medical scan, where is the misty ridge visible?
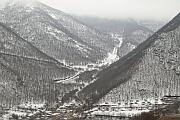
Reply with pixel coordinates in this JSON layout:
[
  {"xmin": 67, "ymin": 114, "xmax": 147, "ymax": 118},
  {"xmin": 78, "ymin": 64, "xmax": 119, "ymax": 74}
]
[{"xmin": 0, "ymin": 0, "xmax": 179, "ymax": 120}]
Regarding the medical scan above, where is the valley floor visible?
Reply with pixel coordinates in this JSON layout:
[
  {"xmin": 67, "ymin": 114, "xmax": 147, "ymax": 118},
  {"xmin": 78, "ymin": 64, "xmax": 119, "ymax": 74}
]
[{"xmin": 1, "ymin": 96, "xmax": 179, "ymax": 120}]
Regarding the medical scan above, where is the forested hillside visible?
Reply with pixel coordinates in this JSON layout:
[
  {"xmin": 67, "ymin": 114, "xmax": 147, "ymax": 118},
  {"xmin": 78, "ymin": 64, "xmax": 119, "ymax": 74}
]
[
  {"xmin": 78, "ymin": 13, "xmax": 180, "ymax": 105},
  {"xmin": 0, "ymin": 1, "xmax": 115, "ymax": 65}
]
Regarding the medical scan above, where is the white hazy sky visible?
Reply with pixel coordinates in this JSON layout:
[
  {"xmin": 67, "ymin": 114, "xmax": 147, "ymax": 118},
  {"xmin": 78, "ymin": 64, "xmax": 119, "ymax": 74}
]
[
  {"xmin": 1, "ymin": 0, "xmax": 180, "ymax": 20},
  {"xmin": 38, "ymin": 0, "xmax": 180, "ymax": 20}
]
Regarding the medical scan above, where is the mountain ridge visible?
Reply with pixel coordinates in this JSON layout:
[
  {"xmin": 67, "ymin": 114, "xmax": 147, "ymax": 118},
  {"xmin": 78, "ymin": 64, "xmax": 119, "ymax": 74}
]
[
  {"xmin": 78, "ymin": 12, "xmax": 180, "ymax": 104},
  {"xmin": 75, "ymin": 16, "xmax": 153, "ymax": 58},
  {"xmin": 0, "ymin": 1, "xmax": 115, "ymax": 65}
]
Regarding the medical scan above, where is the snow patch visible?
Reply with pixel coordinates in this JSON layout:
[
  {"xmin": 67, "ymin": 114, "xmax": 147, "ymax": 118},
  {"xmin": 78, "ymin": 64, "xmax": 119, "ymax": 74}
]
[
  {"xmin": 127, "ymin": 43, "xmax": 136, "ymax": 50},
  {"xmin": 99, "ymin": 34, "xmax": 123, "ymax": 66},
  {"xmin": 18, "ymin": 102, "xmax": 46, "ymax": 110},
  {"xmin": 50, "ymin": 13, "xmax": 57, "ymax": 19}
]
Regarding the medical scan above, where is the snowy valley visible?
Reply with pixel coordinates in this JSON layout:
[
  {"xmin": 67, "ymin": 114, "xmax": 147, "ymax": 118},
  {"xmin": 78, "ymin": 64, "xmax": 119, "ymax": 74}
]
[{"xmin": 0, "ymin": 0, "xmax": 179, "ymax": 120}]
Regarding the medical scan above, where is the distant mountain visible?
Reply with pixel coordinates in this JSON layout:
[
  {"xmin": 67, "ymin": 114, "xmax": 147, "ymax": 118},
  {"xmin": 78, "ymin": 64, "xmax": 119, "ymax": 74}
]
[
  {"xmin": 75, "ymin": 16, "xmax": 153, "ymax": 57},
  {"xmin": 78, "ymin": 13, "xmax": 180, "ymax": 104},
  {"xmin": 0, "ymin": 1, "xmax": 115, "ymax": 66},
  {"xmin": 138, "ymin": 20, "xmax": 166, "ymax": 32}
]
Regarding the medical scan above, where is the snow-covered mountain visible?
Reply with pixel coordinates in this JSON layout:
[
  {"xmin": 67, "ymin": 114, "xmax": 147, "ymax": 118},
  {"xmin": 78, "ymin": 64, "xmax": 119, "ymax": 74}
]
[
  {"xmin": 0, "ymin": 0, "xmax": 120, "ymax": 111},
  {"xmin": 75, "ymin": 16, "xmax": 153, "ymax": 57},
  {"xmin": 0, "ymin": 21, "xmax": 77, "ymax": 109},
  {"xmin": 78, "ymin": 13, "xmax": 180, "ymax": 105},
  {"xmin": 1, "ymin": 1, "xmax": 179, "ymax": 119},
  {"xmin": 138, "ymin": 20, "xmax": 166, "ymax": 32},
  {"xmin": 0, "ymin": 1, "xmax": 115, "ymax": 66},
  {"xmin": 0, "ymin": 0, "xmax": 119, "ymax": 112}
]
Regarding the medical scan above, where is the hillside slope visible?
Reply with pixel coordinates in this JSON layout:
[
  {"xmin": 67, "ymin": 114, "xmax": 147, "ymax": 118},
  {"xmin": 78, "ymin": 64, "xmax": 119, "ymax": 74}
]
[
  {"xmin": 75, "ymin": 16, "xmax": 153, "ymax": 57},
  {"xmin": 0, "ymin": 19, "xmax": 76, "ymax": 109},
  {"xmin": 0, "ymin": 1, "xmax": 115, "ymax": 65},
  {"xmin": 0, "ymin": 22, "xmax": 56, "ymax": 62},
  {"xmin": 78, "ymin": 13, "xmax": 180, "ymax": 104}
]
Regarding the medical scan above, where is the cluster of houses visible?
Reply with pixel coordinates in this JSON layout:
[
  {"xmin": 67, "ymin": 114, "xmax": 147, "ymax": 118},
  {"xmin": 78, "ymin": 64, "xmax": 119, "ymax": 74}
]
[{"xmin": 89, "ymin": 97, "xmax": 179, "ymax": 118}]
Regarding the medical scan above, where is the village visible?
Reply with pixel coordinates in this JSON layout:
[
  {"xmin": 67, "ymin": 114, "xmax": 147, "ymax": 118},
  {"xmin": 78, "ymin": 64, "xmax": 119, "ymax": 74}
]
[{"xmin": 86, "ymin": 96, "xmax": 180, "ymax": 118}]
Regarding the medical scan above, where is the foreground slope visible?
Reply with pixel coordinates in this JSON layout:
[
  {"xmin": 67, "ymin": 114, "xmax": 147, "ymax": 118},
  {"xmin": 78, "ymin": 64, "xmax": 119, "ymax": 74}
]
[
  {"xmin": 0, "ymin": 1, "xmax": 115, "ymax": 65},
  {"xmin": 0, "ymin": 53, "xmax": 76, "ymax": 108},
  {"xmin": 78, "ymin": 13, "xmax": 180, "ymax": 104},
  {"xmin": 0, "ymin": 19, "xmax": 76, "ymax": 109}
]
